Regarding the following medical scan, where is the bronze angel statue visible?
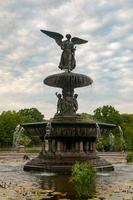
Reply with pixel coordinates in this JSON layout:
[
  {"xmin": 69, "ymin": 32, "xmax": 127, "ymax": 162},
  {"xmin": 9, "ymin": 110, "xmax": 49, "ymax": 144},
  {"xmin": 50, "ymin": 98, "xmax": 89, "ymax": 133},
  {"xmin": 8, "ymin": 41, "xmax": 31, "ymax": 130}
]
[{"xmin": 40, "ymin": 30, "xmax": 88, "ymax": 71}]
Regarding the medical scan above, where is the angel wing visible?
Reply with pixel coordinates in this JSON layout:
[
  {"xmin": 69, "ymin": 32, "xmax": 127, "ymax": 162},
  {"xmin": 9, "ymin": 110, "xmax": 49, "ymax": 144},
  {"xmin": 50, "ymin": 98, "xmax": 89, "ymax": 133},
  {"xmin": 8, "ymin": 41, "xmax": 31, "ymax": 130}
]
[
  {"xmin": 71, "ymin": 37, "xmax": 88, "ymax": 45},
  {"xmin": 40, "ymin": 30, "xmax": 63, "ymax": 46}
]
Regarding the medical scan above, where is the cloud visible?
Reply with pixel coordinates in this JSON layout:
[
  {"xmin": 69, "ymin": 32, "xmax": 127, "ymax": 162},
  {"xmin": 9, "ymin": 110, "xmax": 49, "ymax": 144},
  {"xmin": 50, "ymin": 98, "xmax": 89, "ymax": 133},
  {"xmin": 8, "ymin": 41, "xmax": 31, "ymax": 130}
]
[{"xmin": 0, "ymin": 0, "xmax": 133, "ymax": 118}]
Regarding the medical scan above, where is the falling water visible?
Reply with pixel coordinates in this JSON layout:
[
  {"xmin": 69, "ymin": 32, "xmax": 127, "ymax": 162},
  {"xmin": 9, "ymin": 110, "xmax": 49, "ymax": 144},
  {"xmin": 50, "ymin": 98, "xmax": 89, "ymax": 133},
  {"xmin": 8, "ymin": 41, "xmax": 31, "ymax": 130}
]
[
  {"xmin": 44, "ymin": 121, "xmax": 52, "ymax": 152},
  {"xmin": 118, "ymin": 126, "xmax": 126, "ymax": 151},
  {"xmin": 13, "ymin": 125, "xmax": 24, "ymax": 148},
  {"xmin": 95, "ymin": 122, "xmax": 101, "ymax": 141},
  {"xmin": 45, "ymin": 121, "xmax": 52, "ymax": 137},
  {"xmin": 109, "ymin": 132, "xmax": 115, "ymax": 151}
]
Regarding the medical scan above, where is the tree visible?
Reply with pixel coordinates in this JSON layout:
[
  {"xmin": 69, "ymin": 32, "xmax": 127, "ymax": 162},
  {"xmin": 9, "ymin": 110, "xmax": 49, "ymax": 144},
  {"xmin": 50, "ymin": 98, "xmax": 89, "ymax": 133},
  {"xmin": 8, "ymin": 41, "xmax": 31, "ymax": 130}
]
[
  {"xmin": 0, "ymin": 108, "xmax": 45, "ymax": 147},
  {"xmin": 18, "ymin": 108, "xmax": 44, "ymax": 123},
  {"xmin": 121, "ymin": 114, "xmax": 133, "ymax": 150},
  {"xmin": 81, "ymin": 113, "xmax": 94, "ymax": 121},
  {"xmin": 18, "ymin": 108, "xmax": 45, "ymax": 145},
  {"xmin": 0, "ymin": 111, "xmax": 23, "ymax": 146},
  {"xmin": 93, "ymin": 105, "xmax": 123, "ymax": 125},
  {"xmin": 93, "ymin": 105, "xmax": 124, "ymax": 151}
]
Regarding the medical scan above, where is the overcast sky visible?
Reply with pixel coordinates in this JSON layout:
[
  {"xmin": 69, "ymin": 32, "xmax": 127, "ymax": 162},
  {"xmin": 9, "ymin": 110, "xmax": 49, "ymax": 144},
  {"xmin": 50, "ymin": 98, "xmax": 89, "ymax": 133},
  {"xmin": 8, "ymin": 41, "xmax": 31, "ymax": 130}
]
[{"xmin": 0, "ymin": 0, "xmax": 133, "ymax": 118}]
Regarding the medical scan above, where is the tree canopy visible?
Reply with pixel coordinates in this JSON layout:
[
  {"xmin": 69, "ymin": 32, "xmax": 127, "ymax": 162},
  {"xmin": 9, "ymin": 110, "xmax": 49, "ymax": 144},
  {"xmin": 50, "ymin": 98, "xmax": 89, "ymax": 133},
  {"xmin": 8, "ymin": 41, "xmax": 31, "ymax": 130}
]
[
  {"xmin": 18, "ymin": 108, "xmax": 44, "ymax": 123},
  {"xmin": 81, "ymin": 105, "xmax": 133, "ymax": 151},
  {"xmin": 93, "ymin": 105, "xmax": 123, "ymax": 125},
  {"xmin": 0, "ymin": 108, "xmax": 44, "ymax": 147}
]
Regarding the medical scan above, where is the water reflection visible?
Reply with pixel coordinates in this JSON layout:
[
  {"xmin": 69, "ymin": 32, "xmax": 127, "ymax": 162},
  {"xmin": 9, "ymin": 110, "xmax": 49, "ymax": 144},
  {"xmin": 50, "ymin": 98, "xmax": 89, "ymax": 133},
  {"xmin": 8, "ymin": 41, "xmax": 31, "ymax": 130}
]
[{"xmin": 39, "ymin": 174, "xmax": 77, "ymax": 198}]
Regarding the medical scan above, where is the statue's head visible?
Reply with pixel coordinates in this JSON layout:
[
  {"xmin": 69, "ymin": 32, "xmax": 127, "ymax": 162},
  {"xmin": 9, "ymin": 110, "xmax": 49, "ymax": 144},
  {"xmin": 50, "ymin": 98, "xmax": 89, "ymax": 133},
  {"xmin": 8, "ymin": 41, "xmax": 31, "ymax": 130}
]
[{"xmin": 66, "ymin": 34, "xmax": 71, "ymax": 40}]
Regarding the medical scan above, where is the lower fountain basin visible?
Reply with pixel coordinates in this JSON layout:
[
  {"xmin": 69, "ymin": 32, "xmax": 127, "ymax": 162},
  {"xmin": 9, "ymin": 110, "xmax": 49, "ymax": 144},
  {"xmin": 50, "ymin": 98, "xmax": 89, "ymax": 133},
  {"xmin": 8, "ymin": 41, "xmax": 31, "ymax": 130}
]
[
  {"xmin": 24, "ymin": 152, "xmax": 114, "ymax": 173},
  {"xmin": 22, "ymin": 118, "xmax": 116, "ymax": 173}
]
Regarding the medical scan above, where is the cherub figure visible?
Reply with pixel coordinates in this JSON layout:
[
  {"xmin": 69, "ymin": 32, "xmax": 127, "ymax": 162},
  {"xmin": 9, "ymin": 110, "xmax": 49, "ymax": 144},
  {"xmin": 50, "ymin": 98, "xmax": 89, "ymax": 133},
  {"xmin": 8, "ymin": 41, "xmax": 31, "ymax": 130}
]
[
  {"xmin": 41, "ymin": 30, "xmax": 88, "ymax": 71},
  {"xmin": 73, "ymin": 94, "xmax": 78, "ymax": 112},
  {"xmin": 55, "ymin": 92, "xmax": 63, "ymax": 114}
]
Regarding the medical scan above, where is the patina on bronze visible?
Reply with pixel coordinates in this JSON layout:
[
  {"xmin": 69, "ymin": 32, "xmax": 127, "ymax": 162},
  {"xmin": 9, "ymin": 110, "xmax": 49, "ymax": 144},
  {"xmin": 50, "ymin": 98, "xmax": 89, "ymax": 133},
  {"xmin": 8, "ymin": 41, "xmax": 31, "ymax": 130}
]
[
  {"xmin": 44, "ymin": 71, "xmax": 92, "ymax": 115},
  {"xmin": 41, "ymin": 30, "xmax": 90, "ymax": 116},
  {"xmin": 22, "ymin": 30, "xmax": 116, "ymax": 173},
  {"xmin": 40, "ymin": 30, "xmax": 88, "ymax": 71}
]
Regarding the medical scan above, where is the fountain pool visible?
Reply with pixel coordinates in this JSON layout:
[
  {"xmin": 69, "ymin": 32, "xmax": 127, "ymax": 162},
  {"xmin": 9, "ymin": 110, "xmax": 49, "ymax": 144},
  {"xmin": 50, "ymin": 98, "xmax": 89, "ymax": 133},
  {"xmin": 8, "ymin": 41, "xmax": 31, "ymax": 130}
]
[{"xmin": 0, "ymin": 159, "xmax": 132, "ymax": 200}]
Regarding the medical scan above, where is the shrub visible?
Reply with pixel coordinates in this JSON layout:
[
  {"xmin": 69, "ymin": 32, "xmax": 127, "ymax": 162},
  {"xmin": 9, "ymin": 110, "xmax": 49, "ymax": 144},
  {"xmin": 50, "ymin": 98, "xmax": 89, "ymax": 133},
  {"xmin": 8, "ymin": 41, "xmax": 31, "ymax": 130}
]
[
  {"xmin": 19, "ymin": 135, "xmax": 31, "ymax": 146},
  {"xmin": 126, "ymin": 152, "xmax": 133, "ymax": 163},
  {"xmin": 70, "ymin": 162, "xmax": 96, "ymax": 199}
]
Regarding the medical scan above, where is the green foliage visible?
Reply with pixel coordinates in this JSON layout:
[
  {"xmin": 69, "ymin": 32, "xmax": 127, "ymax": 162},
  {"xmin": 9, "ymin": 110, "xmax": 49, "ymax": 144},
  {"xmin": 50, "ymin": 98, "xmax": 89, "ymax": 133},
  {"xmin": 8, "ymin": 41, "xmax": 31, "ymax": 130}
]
[
  {"xmin": 93, "ymin": 105, "xmax": 133, "ymax": 151},
  {"xmin": 96, "ymin": 137, "xmax": 110, "ymax": 151},
  {"xmin": 81, "ymin": 113, "xmax": 94, "ymax": 121},
  {"xmin": 93, "ymin": 105, "xmax": 123, "ymax": 125},
  {"xmin": 33, "ymin": 194, "xmax": 42, "ymax": 200},
  {"xmin": 18, "ymin": 108, "xmax": 44, "ymax": 123},
  {"xmin": 123, "ymin": 126, "xmax": 133, "ymax": 150},
  {"xmin": 25, "ymin": 146, "xmax": 41, "ymax": 153},
  {"xmin": 0, "ymin": 111, "xmax": 23, "ymax": 146},
  {"xmin": 19, "ymin": 134, "xmax": 31, "ymax": 146},
  {"xmin": 0, "ymin": 108, "xmax": 44, "ymax": 147},
  {"xmin": 121, "ymin": 114, "xmax": 133, "ymax": 151},
  {"xmin": 18, "ymin": 108, "xmax": 45, "ymax": 145},
  {"xmin": 70, "ymin": 162, "xmax": 96, "ymax": 198},
  {"xmin": 126, "ymin": 152, "xmax": 133, "ymax": 163}
]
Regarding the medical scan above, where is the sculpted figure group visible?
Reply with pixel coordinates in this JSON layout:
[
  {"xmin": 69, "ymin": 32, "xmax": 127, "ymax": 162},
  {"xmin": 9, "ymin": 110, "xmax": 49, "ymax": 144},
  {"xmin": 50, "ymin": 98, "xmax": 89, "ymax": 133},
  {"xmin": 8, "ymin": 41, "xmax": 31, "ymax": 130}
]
[{"xmin": 55, "ymin": 92, "xmax": 78, "ymax": 115}]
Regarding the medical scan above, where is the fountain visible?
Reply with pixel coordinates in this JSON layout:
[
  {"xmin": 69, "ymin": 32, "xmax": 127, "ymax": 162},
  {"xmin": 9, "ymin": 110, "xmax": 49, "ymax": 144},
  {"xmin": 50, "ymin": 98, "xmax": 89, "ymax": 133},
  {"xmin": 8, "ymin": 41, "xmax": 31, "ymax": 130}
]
[
  {"xmin": 13, "ymin": 125, "xmax": 24, "ymax": 148},
  {"xmin": 22, "ymin": 30, "xmax": 116, "ymax": 173},
  {"xmin": 118, "ymin": 125, "xmax": 126, "ymax": 151},
  {"xmin": 109, "ymin": 132, "xmax": 115, "ymax": 151}
]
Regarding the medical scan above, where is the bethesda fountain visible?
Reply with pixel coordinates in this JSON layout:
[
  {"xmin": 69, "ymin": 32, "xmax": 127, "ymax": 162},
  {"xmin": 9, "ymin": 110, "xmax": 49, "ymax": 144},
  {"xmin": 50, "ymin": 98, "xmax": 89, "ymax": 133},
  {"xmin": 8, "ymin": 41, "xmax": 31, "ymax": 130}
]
[{"xmin": 22, "ymin": 30, "xmax": 116, "ymax": 173}]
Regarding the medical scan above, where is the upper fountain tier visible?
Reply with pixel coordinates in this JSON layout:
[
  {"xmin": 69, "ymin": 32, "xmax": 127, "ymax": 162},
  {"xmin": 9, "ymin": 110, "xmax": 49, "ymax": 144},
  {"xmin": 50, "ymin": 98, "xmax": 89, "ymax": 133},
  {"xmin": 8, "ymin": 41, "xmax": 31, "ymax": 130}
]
[{"xmin": 44, "ymin": 71, "xmax": 93, "ymax": 89}]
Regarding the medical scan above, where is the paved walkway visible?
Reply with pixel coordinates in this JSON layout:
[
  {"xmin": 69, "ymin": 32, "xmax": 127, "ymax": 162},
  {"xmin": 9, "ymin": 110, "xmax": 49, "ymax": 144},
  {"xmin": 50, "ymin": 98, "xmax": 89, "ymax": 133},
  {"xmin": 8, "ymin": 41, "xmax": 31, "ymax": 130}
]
[
  {"xmin": 0, "ymin": 152, "xmax": 37, "ymax": 161},
  {"xmin": 98, "ymin": 152, "xmax": 126, "ymax": 163}
]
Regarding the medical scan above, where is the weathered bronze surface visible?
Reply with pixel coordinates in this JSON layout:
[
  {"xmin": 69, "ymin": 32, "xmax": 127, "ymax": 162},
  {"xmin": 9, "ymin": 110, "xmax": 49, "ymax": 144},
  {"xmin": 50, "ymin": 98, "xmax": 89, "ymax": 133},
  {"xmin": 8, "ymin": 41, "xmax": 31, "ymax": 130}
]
[
  {"xmin": 22, "ymin": 30, "xmax": 116, "ymax": 173},
  {"xmin": 44, "ymin": 72, "xmax": 92, "ymax": 115},
  {"xmin": 41, "ymin": 30, "xmax": 88, "ymax": 71},
  {"xmin": 44, "ymin": 72, "xmax": 93, "ymax": 88},
  {"xmin": 41, "ymin": 30, "xmax": 91, "ymax": 115}
]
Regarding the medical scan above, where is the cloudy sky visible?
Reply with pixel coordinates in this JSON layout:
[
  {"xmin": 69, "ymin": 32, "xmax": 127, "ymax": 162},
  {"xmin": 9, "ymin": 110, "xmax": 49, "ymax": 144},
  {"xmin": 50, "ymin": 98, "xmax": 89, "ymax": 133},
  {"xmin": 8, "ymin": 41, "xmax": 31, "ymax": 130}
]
[{"xmin": 0, "ymin": 0, "xmax": 133, "ymax": 118}]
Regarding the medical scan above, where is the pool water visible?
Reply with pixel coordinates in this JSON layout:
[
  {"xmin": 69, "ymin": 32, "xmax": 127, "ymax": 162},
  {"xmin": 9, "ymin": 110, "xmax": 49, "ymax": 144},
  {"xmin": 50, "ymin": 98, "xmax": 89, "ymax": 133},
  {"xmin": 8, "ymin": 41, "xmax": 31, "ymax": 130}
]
[{"xmin": 0, "ymin": 161, "xmax": 132, "ymax": 199}]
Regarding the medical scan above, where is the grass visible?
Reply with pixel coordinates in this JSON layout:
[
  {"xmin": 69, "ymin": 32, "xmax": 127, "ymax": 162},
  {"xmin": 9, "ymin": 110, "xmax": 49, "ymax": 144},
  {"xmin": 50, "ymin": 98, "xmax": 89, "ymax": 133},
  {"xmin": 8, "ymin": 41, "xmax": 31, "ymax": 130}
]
[{"xmin": 0, "ymin": 146, "xmax": 41, "ymax": 153}]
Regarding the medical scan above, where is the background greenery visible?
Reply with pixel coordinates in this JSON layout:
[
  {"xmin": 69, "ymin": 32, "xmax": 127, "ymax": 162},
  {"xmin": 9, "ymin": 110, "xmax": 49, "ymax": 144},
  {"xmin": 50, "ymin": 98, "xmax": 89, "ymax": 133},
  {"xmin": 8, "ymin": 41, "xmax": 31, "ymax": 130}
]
[
  {"xmin": 0, "ymin": 108, "xmax": 44, "ymax": 147},
  {"xmin": 82, "ymin": 105, "xmax": 133, "ymax": 151},
  {"xmin": 0, "ymin": 105, "xmax": 132, "ymax": 151}
]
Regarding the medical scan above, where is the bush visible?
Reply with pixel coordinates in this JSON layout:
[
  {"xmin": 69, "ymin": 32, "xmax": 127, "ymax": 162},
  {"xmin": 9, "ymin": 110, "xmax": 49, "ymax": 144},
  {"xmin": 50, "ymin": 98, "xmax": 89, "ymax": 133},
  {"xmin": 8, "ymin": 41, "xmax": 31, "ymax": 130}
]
[
  {"xmin": 70, "ymin": 162, "xmax": 96, "ymax": 199},
  {"xmin": 19, "ymin": 135, "xmax": 31, "ymax": 146},
  {"xmin": 126, "ymin": 152, "xmax": 133, "ymax": 163}
]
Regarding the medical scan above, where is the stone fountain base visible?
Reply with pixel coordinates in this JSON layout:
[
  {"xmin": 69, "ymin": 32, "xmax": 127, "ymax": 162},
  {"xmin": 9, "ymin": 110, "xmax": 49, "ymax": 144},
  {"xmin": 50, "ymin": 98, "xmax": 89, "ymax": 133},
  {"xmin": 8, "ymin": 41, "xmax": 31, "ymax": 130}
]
[
  {"xmin": 24, "ymin": 152, "xmax": 114, "ymax": 173},
  {"xmin": 22, "ymin": 119, "xmax": 116, "ymax": 174}
]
